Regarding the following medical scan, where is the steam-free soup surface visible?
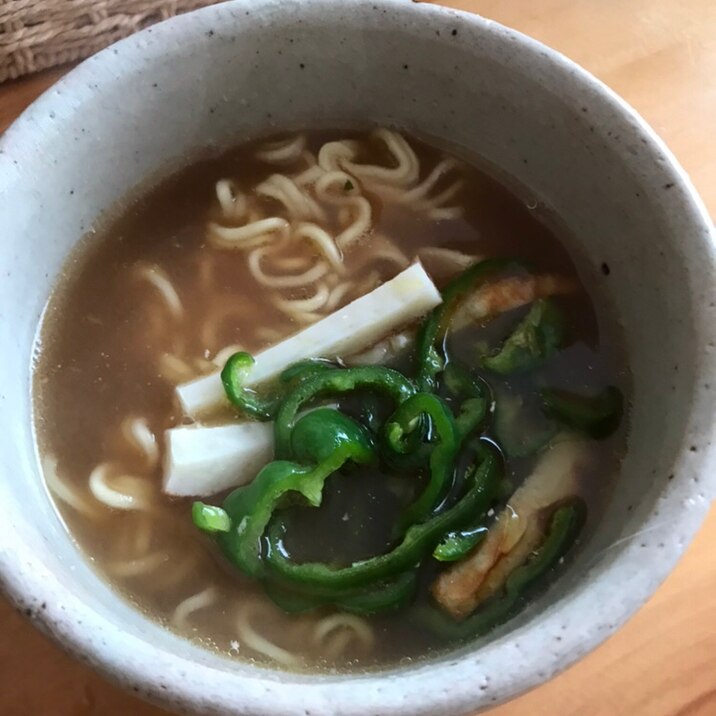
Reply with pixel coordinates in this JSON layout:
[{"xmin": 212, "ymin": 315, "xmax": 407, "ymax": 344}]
[{"xmin": 34, "ymin": 130, "xmax": 627, "ymax": 671}]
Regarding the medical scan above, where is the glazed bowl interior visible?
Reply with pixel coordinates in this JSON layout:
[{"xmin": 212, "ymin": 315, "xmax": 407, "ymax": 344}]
[{"xmin": 0, "ymin": 1, "xmax": 714, "ymax": 714}]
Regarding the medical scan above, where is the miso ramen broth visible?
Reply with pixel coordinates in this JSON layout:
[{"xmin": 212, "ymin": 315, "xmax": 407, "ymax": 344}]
[{"xmin": 34, "ymin": 130, "xmax": 628, "ymax": 671}]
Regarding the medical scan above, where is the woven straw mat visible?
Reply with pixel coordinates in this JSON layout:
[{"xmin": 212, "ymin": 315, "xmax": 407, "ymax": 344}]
[{"xmin": 0, "ymin": 0, "xmax": 227, "ymax": 82}]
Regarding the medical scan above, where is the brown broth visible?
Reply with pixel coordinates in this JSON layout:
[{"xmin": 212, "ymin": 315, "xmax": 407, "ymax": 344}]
[{"xmin": 33, "ymin": 130, "xmax": 628, "ymax": 671}]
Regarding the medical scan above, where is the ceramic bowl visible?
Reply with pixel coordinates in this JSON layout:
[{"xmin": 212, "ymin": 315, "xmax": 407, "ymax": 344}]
[{"xmin": 0, "ymin": 1, "xmax": 714, "ymax": 714}]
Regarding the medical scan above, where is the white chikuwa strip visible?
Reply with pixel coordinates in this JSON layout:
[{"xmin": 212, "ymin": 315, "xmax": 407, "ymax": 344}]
[
  {"xmin": 175, "ymin": 261, "xmax": 442, "ymax": 418},
  {"xmin": 163, "ymin": 422, "xmax": 274, "ymax": 497}
]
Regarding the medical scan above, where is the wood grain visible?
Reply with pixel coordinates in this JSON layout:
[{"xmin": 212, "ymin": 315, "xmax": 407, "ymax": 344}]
[{"xmin": 1, "ymin": 2, "xmax": 714, "ymax": 714}]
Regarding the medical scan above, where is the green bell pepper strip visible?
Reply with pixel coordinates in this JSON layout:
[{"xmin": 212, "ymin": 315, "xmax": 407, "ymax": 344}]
[
  {"xmin": 442, "ymin": 361, "xmax": 487, "ymax": 399},
  {"xmin": 222, "ymin": 355, "xmax": 338, "ymax": 421},
  {"xmin": 414, "ymin": 258, "xmax": 522, "ymax": 392},
  {"xmin": 455, "ymin": 398, "xmax": 489, "ymax": 440},
  {"xmin": 432, "ymin": 437, "xmax": 497, "ymax": 560},
  {"xmin": 264, "ymin": 448, "xmax": 501, "ymax": 591},
  {"xmin": 193, "ymin": 410, "xmax": 375, "ymax": 579},
  {"xmin": 221, "ymin": 352, "xmax": 282, "ymax": 421},
  {"xmin": 419, "ymin": 500, "xmax": 585, "ymax": 639},
  {"xmin": 274, "ymin": 366, "xmax": 416, "ymax": 459},
  {"xmin": 541, "ymin": 385, "xmax": 624, "ymax": 439},
  {"xmin": 337, "ymin": 569, "xmax": 418, "ymax": 615},
  {"xmin": 433, "ymin": 525, "xmax": 488, "ymax": 562},
  {"xmin": 356, "ymin": 392, "xmax": 387, "ymax": 434},
  {"xmin": 481, "ymin": 298, "xmax": 564, "ymax": 375},
  {"xmin": 263, "ymin": 569, "xmax": 418, "ymax": 616},
  {"xmin": 191, "ymin": 503, "xmax": 231, "ymax": 534},
  {"xmin": 382, "ymin": 393, "xmax": 461, "ymax": 529},
  {"xmin": 442, "ymin": 362, "xmax": 492, "ymax": 439},
  {"xmin": 290, "ymin": 407, "xmax": 376, "ymax": 465},
  {"xmin": 209, "ymin": 460, "xmax": 313, "ymax": 578},
  {"xmin": 262, "ymin": 580, "xmax": 321, "ymax": 613},
  {"xmin": 279, "ymin": 358, "xmax": 337, "ymax": 384}
]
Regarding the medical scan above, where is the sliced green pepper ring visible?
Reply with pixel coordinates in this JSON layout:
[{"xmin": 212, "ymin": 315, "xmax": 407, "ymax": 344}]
[
  {"xmin": 381, "ymin": 392, "xmax": 462, "ymax": 530},
  {"xmin": 290, "ymin": 407, "xmax": 376, "ymax": 466},
  {"xmin": 433, "ymin": 525, "xmax": 488, "ymax": 562},
  {"xmin": 263, "ymin": 569, "xmax": 419, "ymax": 616},
  {"xmin": 274, "ymin": 365, "xmax": 416, "ymax": 459},
  {"xmin": 279, "ymin": 358, "xmax": 337, "ymax": 384},
  {"xmin": 414, "ymin": 258, "xmax": 525, "ymax": 392},
  {"xmin": 441, "ymin": 361, "xmax": 492, "ymax": 439},
  {"xmin": 221, "ymin": 352, "xmax": 282, "ymax": 421},
  {"xmin": 481, "ymin": 298, "xmax": 565, "ymax": 375},
  {"xmin": 195, "ymin": 412, "xmax": 376, "ymax": 579},
  {"xmin": 264, "ymin": 447, "xmax": 501, "ymax": 592}
]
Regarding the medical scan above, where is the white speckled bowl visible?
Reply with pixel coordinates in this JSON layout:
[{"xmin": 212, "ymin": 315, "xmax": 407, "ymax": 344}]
[{"xmin": 0, "ymin": 1, "xmax": 714, "ymax": 714}]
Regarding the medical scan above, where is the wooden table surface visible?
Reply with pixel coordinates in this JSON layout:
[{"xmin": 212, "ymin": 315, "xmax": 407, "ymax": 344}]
[{"xmin": 1, "ymin": 1, "xmax": 715, "ymax": 714}]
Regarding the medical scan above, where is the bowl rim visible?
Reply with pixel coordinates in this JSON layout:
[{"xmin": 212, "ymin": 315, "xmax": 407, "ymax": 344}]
[{"xmin": 1, "ymin": 0, "xmax": 715, "ymax": 714}]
